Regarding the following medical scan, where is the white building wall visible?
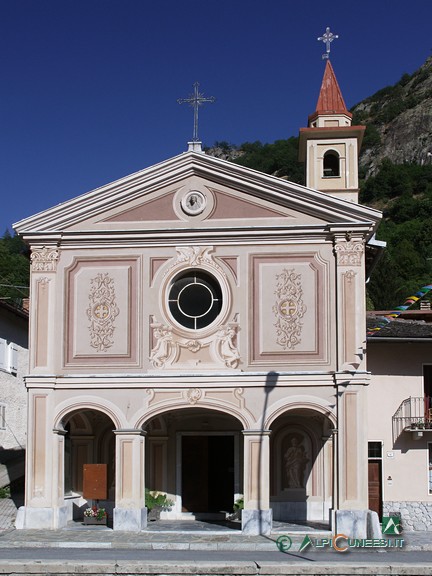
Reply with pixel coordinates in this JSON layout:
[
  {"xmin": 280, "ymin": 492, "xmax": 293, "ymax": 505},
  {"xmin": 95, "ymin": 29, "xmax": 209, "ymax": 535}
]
[{"xmin": 367, "ymin": 341, "xmax": 432, "ymax": 530}]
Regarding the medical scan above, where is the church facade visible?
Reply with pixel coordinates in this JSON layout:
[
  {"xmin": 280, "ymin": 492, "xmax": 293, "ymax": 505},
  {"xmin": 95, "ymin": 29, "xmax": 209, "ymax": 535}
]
[{"xmin": 14, "ymin": 62, "xmax": 382, "ymax": 535}]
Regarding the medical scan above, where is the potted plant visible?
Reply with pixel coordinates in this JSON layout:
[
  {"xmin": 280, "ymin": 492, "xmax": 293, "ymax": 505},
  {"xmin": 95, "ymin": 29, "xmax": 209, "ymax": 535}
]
[
  {"xmin": 145, "ymin": 489, "xmax": 173, "ymax": 521},
  {"xmin": 83, "ymin": 505, "xmax": 107, "ymax": 525}
]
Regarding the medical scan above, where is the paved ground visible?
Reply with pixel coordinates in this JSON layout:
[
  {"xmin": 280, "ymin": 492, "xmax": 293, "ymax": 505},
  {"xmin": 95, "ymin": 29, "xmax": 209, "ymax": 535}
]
[{"xmin": 0, "ymin": 497, "xmax": 430, "ymax": 552}]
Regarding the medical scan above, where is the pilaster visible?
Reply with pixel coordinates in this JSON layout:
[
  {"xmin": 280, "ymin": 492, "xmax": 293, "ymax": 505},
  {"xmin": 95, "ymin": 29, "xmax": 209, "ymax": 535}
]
[
  {"xmin": 113, "ymin": 429, "xmax": 147, "ymax": 531},
  {"xmin": 241, "ymin": 430, "xmax": 272, "ymax": 535}
]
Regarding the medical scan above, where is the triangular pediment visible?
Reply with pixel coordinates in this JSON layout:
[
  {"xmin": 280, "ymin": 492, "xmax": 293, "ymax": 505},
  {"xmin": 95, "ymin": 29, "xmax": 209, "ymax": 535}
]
[
  {"xmin": 102, "ymin": 186, "xmax": 291, "ymax": 224},
  {"xmin": 14, "ymin": 151, "xmax": 381, "ymax": 237}
]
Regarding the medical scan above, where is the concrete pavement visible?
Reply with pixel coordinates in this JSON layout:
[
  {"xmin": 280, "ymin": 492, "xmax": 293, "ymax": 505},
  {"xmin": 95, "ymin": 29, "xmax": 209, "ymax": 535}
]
[{"xmin": 1, "ymin": 497, "xmax": 432, "ymax": 575}]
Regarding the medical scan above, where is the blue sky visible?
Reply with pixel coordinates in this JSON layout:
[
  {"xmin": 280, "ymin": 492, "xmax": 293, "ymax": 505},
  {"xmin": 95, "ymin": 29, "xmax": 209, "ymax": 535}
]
[{"xmin": 1, "ymin": 0, "xmax": 432, "ymax": 233}]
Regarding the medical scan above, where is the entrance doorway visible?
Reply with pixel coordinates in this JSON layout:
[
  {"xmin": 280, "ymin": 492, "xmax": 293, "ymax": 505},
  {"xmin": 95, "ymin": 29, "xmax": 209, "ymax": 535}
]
[
  {"xmin": 181, "ymin": 435, "xmax": 234, "ymax": 513},
  {"xmin": 367, "ymin": 441, "xmax": 383, "ymax": 518}
]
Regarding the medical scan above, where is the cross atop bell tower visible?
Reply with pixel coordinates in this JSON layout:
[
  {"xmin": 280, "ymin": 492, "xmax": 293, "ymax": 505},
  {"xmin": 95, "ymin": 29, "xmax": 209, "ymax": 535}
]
[
  {"xmin": 298, "ymin": 56, "xmax": 365, "ymax": 203},
  {"xmin": 317, "ymin": 27, "xmax": 339, "ymax": 60}
]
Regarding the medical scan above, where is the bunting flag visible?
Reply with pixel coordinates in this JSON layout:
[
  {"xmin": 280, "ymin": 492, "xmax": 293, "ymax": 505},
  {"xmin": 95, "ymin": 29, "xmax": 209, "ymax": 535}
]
[{"xmin": 367, "ymin": 283, "xmax": 432, "ymax": 336}]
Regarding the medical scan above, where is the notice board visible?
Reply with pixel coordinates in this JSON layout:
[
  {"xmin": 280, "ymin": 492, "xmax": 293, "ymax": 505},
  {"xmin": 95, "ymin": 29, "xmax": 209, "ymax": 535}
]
[{"xmin": 83, "ymin": 464, "xmax": 107, "ymax": 500}]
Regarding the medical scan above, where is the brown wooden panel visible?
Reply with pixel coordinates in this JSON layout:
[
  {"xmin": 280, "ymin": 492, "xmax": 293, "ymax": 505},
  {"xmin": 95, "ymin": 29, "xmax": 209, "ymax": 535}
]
[
  {"xmin": 83, "ymin": 464, "xmax": 107, "ymax": 500},
  {"xmin": 368, "ymin": 460, "xmax": 382, "ymax": 518}
]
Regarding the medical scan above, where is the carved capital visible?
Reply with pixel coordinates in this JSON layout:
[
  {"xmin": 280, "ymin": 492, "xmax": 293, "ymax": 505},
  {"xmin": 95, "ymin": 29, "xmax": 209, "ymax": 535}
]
[
  {"xmin": 31, "ymin": 247, "xmax": 59, "ymax": 272},
  {"xmin": 334, "ymin": 240, "xmax": 364, "ymax": 266}
]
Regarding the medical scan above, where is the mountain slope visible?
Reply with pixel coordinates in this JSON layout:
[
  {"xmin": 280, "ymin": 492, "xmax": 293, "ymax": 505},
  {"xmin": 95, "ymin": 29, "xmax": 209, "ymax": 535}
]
[{"xmin": 352, "ymin": 56, "xmax": 432, "ymax": 176}]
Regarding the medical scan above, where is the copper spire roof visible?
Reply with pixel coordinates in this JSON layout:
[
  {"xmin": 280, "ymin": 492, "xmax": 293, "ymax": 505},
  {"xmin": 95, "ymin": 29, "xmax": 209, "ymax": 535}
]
[{"xmin": 313, "ymin": 60, "xmax": 351, "ymax": 117}]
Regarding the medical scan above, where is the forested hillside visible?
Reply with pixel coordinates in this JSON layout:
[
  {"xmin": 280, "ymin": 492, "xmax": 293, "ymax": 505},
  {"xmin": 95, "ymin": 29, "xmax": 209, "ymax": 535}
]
[{"xmin": 0, "ymin": 231, "xmax": 29, "ymax": 308}]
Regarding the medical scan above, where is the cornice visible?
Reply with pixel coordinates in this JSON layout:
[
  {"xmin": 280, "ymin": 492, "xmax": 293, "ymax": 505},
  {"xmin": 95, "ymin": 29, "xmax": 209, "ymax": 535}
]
[{"xmin": 19, "ymin": 222, "xmax": 376, "ymax": 249}]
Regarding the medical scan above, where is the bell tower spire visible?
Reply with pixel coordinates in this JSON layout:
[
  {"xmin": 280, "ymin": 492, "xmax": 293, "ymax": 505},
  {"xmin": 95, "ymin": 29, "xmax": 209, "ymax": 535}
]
[{"xmin": 299, "ymin": 44, "xmax": 365, "ymax": 203}]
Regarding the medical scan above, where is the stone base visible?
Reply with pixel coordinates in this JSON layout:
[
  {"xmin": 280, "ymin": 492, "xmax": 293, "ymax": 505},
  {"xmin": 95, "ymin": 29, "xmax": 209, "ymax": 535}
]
[
  {"xmin": 15, "ymin": 505, "xmax": 68, "ymax": 530},
  {"xmin": 335, "ymin": 509, "xmax": 382, "ymax": 539},
  {"xmin": 113, "ymin": 507, "xmax": 147, "ymax": 531},
  {"xmin": 242, "ymin": 509, "xmax": 272, "ymax": 535}
]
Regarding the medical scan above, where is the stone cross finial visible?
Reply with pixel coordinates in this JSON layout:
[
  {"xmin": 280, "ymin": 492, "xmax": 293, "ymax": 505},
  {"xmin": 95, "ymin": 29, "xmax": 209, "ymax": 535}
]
[
  {"xmin": 178, "ymin": 82, "xmax": 215, "ymax": 142},
  {"xmin": 318, "ymin": 27, "xmax": 339, "ymax": 59}
]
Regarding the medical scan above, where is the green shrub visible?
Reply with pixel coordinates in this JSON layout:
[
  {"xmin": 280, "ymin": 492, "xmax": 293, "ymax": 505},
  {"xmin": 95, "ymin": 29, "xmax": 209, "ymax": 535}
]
[
  {"xmin": 0, "ymin": 486, "xmax": 11, "ymax": 498},
  {"xmin": 145, "ymin": 489, "xmax": 173, "ymax": 510}
]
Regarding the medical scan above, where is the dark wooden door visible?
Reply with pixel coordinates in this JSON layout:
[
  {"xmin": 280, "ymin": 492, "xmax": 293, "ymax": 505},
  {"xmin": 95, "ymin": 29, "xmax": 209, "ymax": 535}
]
[
  {"xmin": 368, "ymin": 460, "xmax": 382, "ymax": 518},
  {"xmin": 182, "ymin": 436, "xmax": 208, "ymax": 512},
  {"xmin": 182, "ymin": 435, "xmax": 234, "ymax": 513}
]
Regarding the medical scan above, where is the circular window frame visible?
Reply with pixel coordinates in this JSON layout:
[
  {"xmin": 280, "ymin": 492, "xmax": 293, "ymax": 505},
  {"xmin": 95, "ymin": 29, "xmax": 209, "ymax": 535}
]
[{"xmin": 162, "ymin": 266, "xmax": 229, "ymax": 335}]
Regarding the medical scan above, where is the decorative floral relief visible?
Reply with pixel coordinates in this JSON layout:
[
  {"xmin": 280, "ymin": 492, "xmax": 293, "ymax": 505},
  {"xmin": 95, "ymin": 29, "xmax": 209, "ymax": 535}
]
[
  {"xmin": 165, "ymin": 246, "xmax": 225, "ymax": 277},
  {"xmin": 334, "ymin": 240, "xmax": 364, "ymax": 266},
  {"xmin": 31, "ymin": 247, "xmax": 59, "ymax": 272},
  {"xmin": 185, "ymin": 388, "xmax": 202, "ymax": 404},
  {"xmin": 185, "ymin": 340, "xmax": 201, "ymax": 352},
  {"xmin": 272, "ymin": 269, "xmax": 306, "ymax": 350},
  {"xmin": 344, "ymin": 270, "xmax": 357, "ymax": 284},
  {"xmin": 86, "ymin": 273, "xmax": 120, "ymax": 352}
]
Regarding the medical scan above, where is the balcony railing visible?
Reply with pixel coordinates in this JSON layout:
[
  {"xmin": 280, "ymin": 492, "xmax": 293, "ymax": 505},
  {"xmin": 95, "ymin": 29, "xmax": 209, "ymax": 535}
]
[{"xmin": 392, "ymin": 396, "xmax": 432, "ymax": 441}]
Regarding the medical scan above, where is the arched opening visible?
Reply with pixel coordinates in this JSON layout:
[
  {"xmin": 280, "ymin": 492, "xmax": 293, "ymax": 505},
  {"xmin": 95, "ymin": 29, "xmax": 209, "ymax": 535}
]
[
  {"xmin": 270, "ymin": 408, "xmax": 334, "ymax": 526},
  {"xmin": 143, "ymin": 407, "xmax": 243, "ymax": 521},
  {"xmin": 323, "ymin": 150, "xmax": 340, "ymax": 177},
  {"xmin": 62, "ymin": 408, "xmax": 116, "ymax": 522}
]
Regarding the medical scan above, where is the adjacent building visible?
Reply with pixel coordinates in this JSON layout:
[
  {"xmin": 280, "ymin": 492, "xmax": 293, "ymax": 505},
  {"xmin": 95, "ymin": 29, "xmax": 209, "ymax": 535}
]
[{"xmin": 0, "ymin": 299, "xmax": 28, "ymax": 488}]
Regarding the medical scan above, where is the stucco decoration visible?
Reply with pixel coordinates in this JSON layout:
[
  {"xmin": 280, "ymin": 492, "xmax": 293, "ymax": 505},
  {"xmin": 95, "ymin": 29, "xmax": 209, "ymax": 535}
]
[
  {"xmin": 273, "ymin": 269, "xmax": 306, "ymax": 350},
  {"xmin": 149, "ymin": 321, "xmax": 241, "ymax": 370},
  {"xmin": 86, "ymin": 273, "xmax": 120, "ymax": 352},
  {"xmin": 167, "ymin": 246, "xmax": 225, "ymax": 276},
  {"xmin": 344, "ymin": 270, "xmax": 357, "ymax": 284},
  {"xmin": 334, "ymin": 240, "xmax": 364, "ymax": 266},
  {"xmin": 185, "ymin": 388, "xmax": 202, "ymax": 404},
  {"xmin": 149, "ymin": 324, "xmax": 174, "ymax": 368},
  {"xmin": 31, "ymin": 247, "xmax": 59, "ymax": 272},
  {"xmin": 215, "ymin": 324, "xmax": 240, "ymax": 368}
]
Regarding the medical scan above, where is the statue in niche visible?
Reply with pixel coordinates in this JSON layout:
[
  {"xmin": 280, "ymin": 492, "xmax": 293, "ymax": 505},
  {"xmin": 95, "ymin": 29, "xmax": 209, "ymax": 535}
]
[{"xmin": 284, "ymin": 435, "xmax": 309, "ymax": 489}]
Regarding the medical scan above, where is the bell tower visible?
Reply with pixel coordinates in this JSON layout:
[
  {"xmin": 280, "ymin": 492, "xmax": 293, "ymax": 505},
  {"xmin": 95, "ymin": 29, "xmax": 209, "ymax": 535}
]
[{"xmin": 299, "ymin": 60, "xmax": 365, "ymax": 203}]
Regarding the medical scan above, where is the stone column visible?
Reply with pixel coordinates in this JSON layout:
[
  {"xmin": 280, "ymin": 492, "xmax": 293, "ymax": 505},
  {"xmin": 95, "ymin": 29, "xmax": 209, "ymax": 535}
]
[
  {"xmin": 241, "ymin": 430, "xmax": 272, "ymax": 535},
  {"xmin": 113, "ymin": 429, "xmax": 147, "ymax": 531}
]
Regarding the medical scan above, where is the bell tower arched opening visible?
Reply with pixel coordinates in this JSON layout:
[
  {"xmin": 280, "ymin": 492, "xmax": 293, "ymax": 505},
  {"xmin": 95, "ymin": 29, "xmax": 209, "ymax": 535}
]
[{"xmin": 323, "ymin": 150, "xmax": 340, "ymax": 177}]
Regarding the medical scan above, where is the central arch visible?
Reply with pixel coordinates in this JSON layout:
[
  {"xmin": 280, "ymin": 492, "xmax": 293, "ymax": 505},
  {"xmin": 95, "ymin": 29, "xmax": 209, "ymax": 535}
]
[{"xmin": 142, "ymin": 407, "xmax": 243, "ymax": 519}]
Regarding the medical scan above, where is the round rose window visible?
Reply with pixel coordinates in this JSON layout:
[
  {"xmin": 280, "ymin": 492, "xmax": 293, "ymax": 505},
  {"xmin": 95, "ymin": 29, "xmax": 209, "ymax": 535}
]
[{"xmin": 168, "ymin": 270, "xmax": 222, "ymax": 330}]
